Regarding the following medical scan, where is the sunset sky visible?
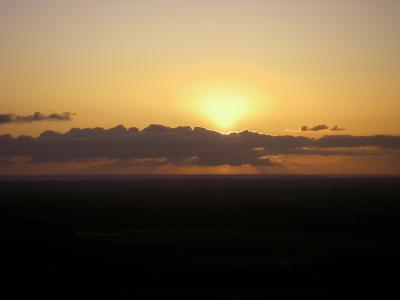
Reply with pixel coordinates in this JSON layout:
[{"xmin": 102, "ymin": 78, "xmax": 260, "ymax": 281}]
[{"xmin": 1, "ymin": 0, "xmax": 400, "ymax": 175}]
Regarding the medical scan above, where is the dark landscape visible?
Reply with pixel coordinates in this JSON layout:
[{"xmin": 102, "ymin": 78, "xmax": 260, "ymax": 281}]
[{"xmin": 1, "ymin": 176, "xmax": 400, "ymax": 298}]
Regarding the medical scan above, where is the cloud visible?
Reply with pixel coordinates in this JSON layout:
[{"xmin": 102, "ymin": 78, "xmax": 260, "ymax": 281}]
[
  {"xmin": 315, "ymin": 135, "xmax": 400, "ymax": 149},
  {"xmin": 301, "ymin": 124, "xmax": 346, "ymax": 132},
  {"xmin": 330, "ymin": 125, "xmax": 346, "ymax": 131},
  {"xmin": 0, "ymin": 112, "xmax": 75, "ymax": 124},
  {"xmin": 301, "ymin": 124, "xmax": 329, "ymax": 132},
  {"xmin": 0, "ymin": 124, "xmax": 399, "ymax": 167}
]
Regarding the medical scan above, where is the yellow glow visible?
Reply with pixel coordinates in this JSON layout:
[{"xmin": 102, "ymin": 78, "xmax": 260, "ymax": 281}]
[
  {"xmin": 200, "ymin": 94, "xmax": 248, "ymax": 130},
  {"xmin": 179, "ymin": 80, "xmax": 264, "ymax": 131}
]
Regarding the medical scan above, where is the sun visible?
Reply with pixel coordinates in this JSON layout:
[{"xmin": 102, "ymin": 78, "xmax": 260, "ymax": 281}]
[
  {"xmin": 180, "ymin": 80, "xmax": 262, "ymax": 131},
  {"xmin": 200, "ymin": 95, "xmax": 248, "ymax": 130}
]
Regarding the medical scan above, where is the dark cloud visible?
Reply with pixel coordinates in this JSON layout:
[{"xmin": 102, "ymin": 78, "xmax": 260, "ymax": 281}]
[
  {"xmin": 330, "ymin": 125, "xmax": 346, "ymax": 131},
  {"xmin": 0, "ymin": 112, "xmax": 75, "ymax": 124},
  {"xmin": 301, "ymin": 124, "xmax": 329, "ymax": 132},
  {"xmin": 315, "ymin": 135, "xmax": 400, "ymax": 149},
  {"xmin": 0, "ymin": 156, "xmax": 14, "ymax": 165},
  {"xmin": 0, "ymin": 124, "xmax": 399, "ymax": 167},
  {"xmin": 301, "ymin": 124, "xmax": 346, "ymax": 132}
]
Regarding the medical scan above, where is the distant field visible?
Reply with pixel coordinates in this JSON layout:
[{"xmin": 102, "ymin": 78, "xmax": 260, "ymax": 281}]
[{"xmin": 1, "ymin": 176, "xmax": 400, "ymax": 298}]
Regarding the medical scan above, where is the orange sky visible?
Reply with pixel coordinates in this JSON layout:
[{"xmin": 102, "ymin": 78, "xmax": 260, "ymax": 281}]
[
  {"xmin": 1, "ymin": 0, "xmax": 400, "ymax": 137},
  {"xmin": 0, "ymin": 1, "xmax": 399, "ymax": 175}
]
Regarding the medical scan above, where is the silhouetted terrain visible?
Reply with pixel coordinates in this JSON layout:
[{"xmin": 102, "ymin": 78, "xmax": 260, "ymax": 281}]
[{"xmin": 1, "ymin": 176, "xmax": 400, "ymax": 299}]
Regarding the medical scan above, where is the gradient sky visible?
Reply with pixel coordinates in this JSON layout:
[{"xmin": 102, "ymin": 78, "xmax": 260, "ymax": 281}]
[
  {"xmin": 1, "ymin": 1, "xmax": 400, "ymax": 174},
  {"xmin": 1, "ymin": 0, "xmax": 400, "ymax": 136}
]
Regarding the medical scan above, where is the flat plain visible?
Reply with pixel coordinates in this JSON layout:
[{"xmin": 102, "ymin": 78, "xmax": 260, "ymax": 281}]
[{"xmin": 1, "ymin": 176, "xmax": 399, "ymax": 299}]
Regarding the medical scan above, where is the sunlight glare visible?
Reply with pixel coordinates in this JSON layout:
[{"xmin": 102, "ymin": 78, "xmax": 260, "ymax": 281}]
[{"xmin": 200, "ymin": 93, "xmax": 249, "ymax": 130}]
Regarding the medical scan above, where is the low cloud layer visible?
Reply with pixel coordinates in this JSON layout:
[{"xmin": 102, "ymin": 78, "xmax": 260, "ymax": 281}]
[
  {"xmin": 0, "ymin": 112, "xmax": 75, "ymax": 125},
  {"xmin": 1, "ymin": 124, "xmax": 399, "ymax": 168}
]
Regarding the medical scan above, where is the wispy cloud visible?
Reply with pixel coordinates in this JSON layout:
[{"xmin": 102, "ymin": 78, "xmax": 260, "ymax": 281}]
[
  {"xmin": 301, "ymin": 124, "xmax": 346, "ymax": 132},
  {"xmin": 330, "ymin": 125, "xmax": 346, "ymax": 131},
  {"xmin": 0, "ymin": 112, "xmax": 75, "ymax": 125},
  {"xmin": 301, "ymin": 124, "xmax": 329, "ymax": 132}
]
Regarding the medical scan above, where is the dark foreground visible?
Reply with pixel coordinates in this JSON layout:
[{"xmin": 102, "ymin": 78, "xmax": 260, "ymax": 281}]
[{"xmin": 1, "ymin": 176, "xmax": 400, "ymax": 299}]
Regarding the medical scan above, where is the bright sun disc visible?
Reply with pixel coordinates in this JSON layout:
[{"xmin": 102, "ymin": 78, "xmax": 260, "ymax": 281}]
[{"xmin": 200, "ymin": 94, "xmax": 248, "ymax": 130}]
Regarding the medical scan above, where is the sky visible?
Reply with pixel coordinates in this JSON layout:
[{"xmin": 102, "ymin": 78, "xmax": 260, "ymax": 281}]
[{"xmin": 1, "ymin": 0, "xmax": 400, "ymax": 175}]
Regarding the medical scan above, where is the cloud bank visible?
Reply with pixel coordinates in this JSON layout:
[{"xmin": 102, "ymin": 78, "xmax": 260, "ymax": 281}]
[
  {"xmin": 0, "ymin": 112, "xmax": 75, "ymax": 125},
  {"xmin": 1, "ymin": 124, "xmax": 399, "ymax": 168}
]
